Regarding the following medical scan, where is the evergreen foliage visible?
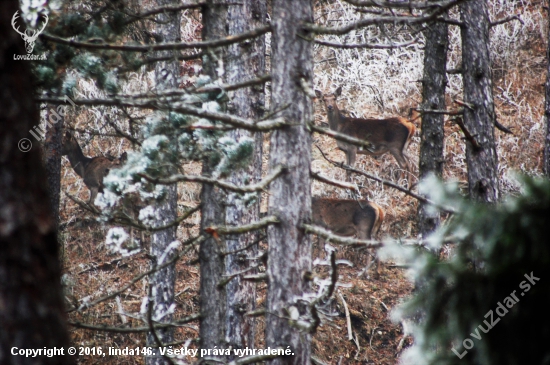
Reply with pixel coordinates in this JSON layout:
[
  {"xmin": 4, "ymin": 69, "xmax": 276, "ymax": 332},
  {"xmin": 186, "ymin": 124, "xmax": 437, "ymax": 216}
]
[{"xmin": 386, "ymin": 175, "xmax": 550, "ymax": 365}]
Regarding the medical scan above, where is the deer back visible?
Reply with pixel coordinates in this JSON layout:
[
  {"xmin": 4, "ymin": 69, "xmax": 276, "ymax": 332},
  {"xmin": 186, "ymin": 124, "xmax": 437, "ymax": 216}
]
[{"xmin": 312, "ymin": 197, "xmax": 384, "ymax": 240}]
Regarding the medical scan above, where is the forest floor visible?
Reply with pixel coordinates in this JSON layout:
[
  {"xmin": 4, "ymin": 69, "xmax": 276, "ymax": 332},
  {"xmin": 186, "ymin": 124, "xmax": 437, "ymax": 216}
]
[{"xmin": 58, "ymin": 2, "xmax": 547, "ymax": 364}]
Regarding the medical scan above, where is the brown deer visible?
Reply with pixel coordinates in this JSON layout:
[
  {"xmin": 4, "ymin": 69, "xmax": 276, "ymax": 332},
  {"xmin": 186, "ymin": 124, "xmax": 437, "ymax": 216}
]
[
  {"xmin": 62, "ymin": 131, "xmax": 126, "ymax": 205},
  {"xmin": 315, "ymin": 86, "xmax": 416, "ymax": 186},
  {"xmin": 312, "ymin": 197, "xmax": 384, "ymax": 278}
]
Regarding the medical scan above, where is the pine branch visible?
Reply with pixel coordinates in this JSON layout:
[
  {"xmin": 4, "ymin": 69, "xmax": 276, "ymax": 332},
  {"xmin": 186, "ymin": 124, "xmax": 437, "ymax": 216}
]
[
  {"xmin": 206, "ymin": 215, "xmax": 279, "ymax": 236},
  {"xmin": 123, "ymin": 1, "xmax": 206, "ymax": 26},
  {"xmin": 303, "ymin": 223, "xmax": 382, "ymax": 247},
  {"xmin": 37, "ymin": 96, "xmax": 290, "ymax": 131},
  {"xmin": 41, "ymin": 25, "xmax": 271, "ymax": 52},
  {"xmin": 139, "ymin": 165, "xmax": 285, "ymax": 193},
  {"xmin": 314, "ymin": 38, "xmax": 416, "ymax": 49},
  {"xmin": 309, "ymin": 122, "xmax": 375, "ymax": 151},
  {"xmin": 311, "ymin": 171, "xmax": 359, "ymax": 193},
  {"xmin": 315, "ymin": 145, "xmax": 457, "ymax": 214},
  {"xmin": 304, "ymin": 0, "xmax": 462, "ymax": 35}
]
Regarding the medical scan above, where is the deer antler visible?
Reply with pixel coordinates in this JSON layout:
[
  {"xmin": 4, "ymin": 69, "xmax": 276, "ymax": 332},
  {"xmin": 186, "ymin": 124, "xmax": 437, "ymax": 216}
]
[{"xmin": 11, "ymin": 11, "xmax": 26, "ymax": 37}]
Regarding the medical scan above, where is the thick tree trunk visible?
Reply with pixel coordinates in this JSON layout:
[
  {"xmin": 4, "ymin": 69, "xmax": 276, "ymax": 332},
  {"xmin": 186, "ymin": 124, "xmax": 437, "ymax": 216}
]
[
  {"xmin": 418, "ymin": 20, "xmax": 448, "ymax": 238},
  {"xmin": 0, "ymin": 1, "xmax": 72, "ymax": 364},
  {"xmin": 266, "ymin": 0, "xmax": 314, "ymax": 364},
  {"xmin": 199, "ymin": 2, "xmax": 229, "ymax": 353},
  {"xmin": 460, "ymin": 0, "xmax": 499, "ymax": 202},
  {"xmin": 44, "ymin": 110, "xmax": 64, "ymax": 228},
  {"xmin": 544, "ymin": 0, "xmax": 550, "ymax": 177},
  {"xmin": 146, "ymin": 1, "xmax": 181, "ymax": 364},
  {"xmin": 224, "ymin": 0, "xmax": 266, "ymax": 354}
]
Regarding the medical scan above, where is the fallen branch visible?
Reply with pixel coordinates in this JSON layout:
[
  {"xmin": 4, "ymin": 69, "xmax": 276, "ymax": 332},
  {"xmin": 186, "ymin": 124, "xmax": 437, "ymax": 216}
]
[
  {"xmin": 68, "ymin": 313, "xmax": 200, "ymax": 333},
  {"xmin": 338, "ymin": 291, "xmax": 353, "ymax": 341}
]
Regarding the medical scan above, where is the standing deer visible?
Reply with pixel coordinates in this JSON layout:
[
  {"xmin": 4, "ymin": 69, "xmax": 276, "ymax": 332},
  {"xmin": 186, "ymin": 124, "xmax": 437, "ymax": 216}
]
[
  {"xmin": 62, "ymin": 131, "xmax": 126, "ymax": 205},
  {"xmin": 312, "ymin": 197, "xmax": 384, "ymax": 278},
  {"xmin": 315, "ymin": 86, "xmax": 416, "ymax": 186}
]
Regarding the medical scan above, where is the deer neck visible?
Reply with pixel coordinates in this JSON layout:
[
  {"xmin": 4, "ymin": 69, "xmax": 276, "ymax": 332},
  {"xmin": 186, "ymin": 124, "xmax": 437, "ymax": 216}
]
[
  {"xmin": 65, "ymin": 144, "xmax": 92, "ymax": 178},
  {"xmin": 326, "ymin": 106, "xmax": 346, "ymax": 132}
]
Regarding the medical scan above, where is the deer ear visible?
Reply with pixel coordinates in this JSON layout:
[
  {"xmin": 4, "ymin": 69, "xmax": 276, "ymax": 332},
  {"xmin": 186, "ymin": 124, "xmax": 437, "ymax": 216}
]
[
  {"xmin": 315, "ymin": 89, "xmax": 322, "ymax": 99},
  {"xmin": 335, "ymin": 86, "xmax": 342, "ymax": 96}
]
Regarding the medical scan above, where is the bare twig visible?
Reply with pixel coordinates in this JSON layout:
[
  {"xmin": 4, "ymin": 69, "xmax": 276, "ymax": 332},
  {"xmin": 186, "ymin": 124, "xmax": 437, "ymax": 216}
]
[
  {"xmin": 206, "ymin": 215, "xmax": 279, "ymax": 236},
  {"xmin": 315, "ymin": 145, "xmax": 457, "ymax": 214},
  {"xmin": 305, "ymin": 0, "xmax": 463, "ymax": 35},
  {"xmin": 303, "ymin": 224, "xmax": 382, "ymax": 248},
  {"xmin": 309, "ymin": 122, "xmax": 374, "ymax": 151},
  {"xmin": 38, "ymin": 96, "xmax": 289, "ymax": 132},
  {"xmin": 139, "ymin": 165, "xmax": 285, "ymax": 192},
  {"xmin": 453, "ymin": 116, "xmax": 481, "ymax": 151},
  {"xmin": 123, "ymin": 1, "xmax": 206, "ymax": 25},
  {"xmin": 314, "ymin": 38, "xmax": 416, "ymax": 49},
  {"xmin": 41, "ymin": 25, "xmax": 271, "ymax": 52},
  {"xmin": 311, "ymin": 171, "xmax": 359, "ymax": 193},
  {"xmin": 490, "ymin": 14, "xmax": 523, "ymax": 27},
  {"xmin": 68, "ymin": 313, "xmax": 200, "ymax": 333}
]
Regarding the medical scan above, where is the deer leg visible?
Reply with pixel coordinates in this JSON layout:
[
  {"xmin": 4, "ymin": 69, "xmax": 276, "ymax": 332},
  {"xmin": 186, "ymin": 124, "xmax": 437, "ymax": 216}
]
[
  {"xmin": 389, "ymin": 149, "xmax": 412, "ymax": 187},
  {"xmin": 89, "ymin": 187, "xmax": 99, "ymax": 205},
  {"xmin": 345, "ymin": 147, "xmax": 357, "ymax": 182}
]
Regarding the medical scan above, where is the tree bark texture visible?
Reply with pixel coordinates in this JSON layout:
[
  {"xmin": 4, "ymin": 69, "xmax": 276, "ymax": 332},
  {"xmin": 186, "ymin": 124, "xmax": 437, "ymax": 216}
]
[
  {"xmin": 544, "ymin": 0, "xmax": 550, "ymax": 177},
  {"xmin": 199, "ymin": 2, "xmax": 229, "ymax": 353},
  {"xmin": 418, "ymin": 20, "xmax": 448, "ymax": 238},
  {"xmin": 460, "ymin": 0, "xmax": 499, "ymax": 202},
  {"xmin": 0, "ymin": 1, "xmax": 72, "ymax": 363},
  {"xmin": 266, "ymin": 1, "xmax": 314, "ymax": 364},
  {"xmin": 44, "ymin": 110, "xmax": 64, "ymax": 229},
  {"xmin": 224, "ymin": 0, "xmax": 266, "ymax": 354},
  {"xmin": 146, "ymin": 1, "xmax": 181, "ymax": 363}
]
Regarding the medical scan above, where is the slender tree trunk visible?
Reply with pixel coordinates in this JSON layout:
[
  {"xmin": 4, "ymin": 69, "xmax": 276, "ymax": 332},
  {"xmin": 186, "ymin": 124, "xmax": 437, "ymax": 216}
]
[
  {"xmin": 0, "ymin": 1, "xmax": 72, "ymax": 363},
  {"xmin": 224, "ymin": 0, "xmax": 266, "ymax": 354},
  {"xmin": 199, "ymin": 2, "xmax": 229, "ymax": 353},
  {"xmin": 418, "ymin": 20, "xmax": 448, "ymax": 238},
  {"xmin": 146, "ymin": 1, "xmax": 181, "ymax": 363},
  {"xmin": 544, "ymin": 0, "xmax": 550, "ymax": 177},
  {"xmin": 266, "ymin": 0, "xmax": 314, "ymax": 363},
  {"xmin": 460, "ymin": 0, "xmax": 499, "ymax": 202}
]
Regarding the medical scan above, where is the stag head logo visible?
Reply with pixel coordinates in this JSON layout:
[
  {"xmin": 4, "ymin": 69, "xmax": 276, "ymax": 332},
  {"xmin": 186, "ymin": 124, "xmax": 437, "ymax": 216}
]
[{"xmin": 11, "ymin": 11, "xmax": 48, "ymax": 54}]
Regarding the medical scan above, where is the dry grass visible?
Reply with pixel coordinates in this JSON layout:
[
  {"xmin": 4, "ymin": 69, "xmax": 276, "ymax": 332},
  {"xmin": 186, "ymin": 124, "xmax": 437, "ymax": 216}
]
[{"xmin": 58, "ymin": 1, "xmax": 546, "ymax": 363}]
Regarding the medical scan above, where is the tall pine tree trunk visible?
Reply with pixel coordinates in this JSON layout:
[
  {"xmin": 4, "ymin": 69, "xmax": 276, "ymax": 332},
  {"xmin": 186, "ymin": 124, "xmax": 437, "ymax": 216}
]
[
  {"xmin": 224, "ymin": 0, "xmax": 266, "ymax": 353},
  {"xmin": 44, "ymin": 109, "xmax": 64, "ymax": 229},
  {"xmin": 266, "ymin": 0, "xmax": 314, "ymax": 363},
  {"xmin": 0, "ymin": 1, "xmax": 72, "ymax": 363},
  {"xmin": 460, "ymin": 0, "xmax": 499, "ymax": 202},
  {"xmin": 418, "ymin": 20, "xmax": 448, "ymax": 238},
  {"xmin": 199, "ymin": 2, "xmax": 229, "ymax": 352},
  {"xmin": 544, "ymin": 0, "xmax": 550, "ymax": 177},
  {"xmin": 146, "ymin": 1, "xmax": 180, "ymax": 363}
]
